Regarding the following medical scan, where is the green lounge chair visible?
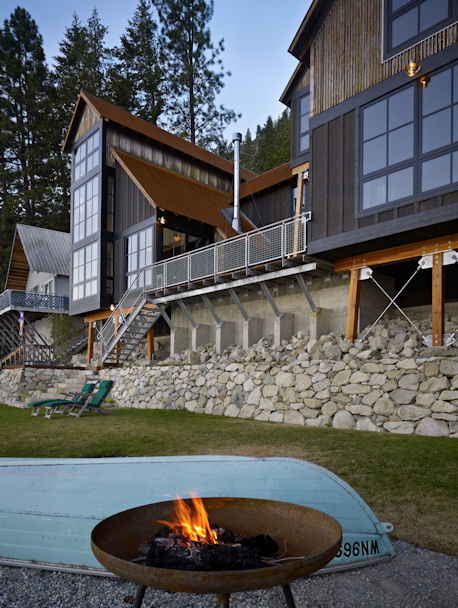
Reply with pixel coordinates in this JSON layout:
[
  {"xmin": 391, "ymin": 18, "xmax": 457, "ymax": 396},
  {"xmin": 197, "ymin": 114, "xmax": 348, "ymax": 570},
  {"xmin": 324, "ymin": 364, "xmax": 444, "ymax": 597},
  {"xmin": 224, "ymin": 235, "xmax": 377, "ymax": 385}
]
[
  {"xmin": 29, "ymin": 382, "xmax": 97, "ymax": 417},
  {"xmin": 68, "ymin": 380, "xmax": 114, "ymax": 418}
]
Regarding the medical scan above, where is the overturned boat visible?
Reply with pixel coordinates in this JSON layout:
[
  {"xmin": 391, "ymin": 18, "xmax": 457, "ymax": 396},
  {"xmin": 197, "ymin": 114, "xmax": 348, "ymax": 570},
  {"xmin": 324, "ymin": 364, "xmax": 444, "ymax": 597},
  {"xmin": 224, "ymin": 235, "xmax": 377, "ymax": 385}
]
[{"xmin": 0, "ymin": 455, "xmax": 394, "ymax": 574}]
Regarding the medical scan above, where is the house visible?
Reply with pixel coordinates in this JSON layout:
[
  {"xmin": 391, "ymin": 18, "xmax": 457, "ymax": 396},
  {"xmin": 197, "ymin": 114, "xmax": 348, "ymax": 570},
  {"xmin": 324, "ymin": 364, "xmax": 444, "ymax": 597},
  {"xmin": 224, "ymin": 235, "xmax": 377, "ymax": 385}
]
[
  {"xmin": 280, "ymin": 0, "xmax": 458, "ymax": 346},
  {"xmin": 0, "ymin": 224, "xmax": 71, "ymax": 366},
  {"xmin": 65, "ymin": 1, "xmax": 457, "ymax": 365}
]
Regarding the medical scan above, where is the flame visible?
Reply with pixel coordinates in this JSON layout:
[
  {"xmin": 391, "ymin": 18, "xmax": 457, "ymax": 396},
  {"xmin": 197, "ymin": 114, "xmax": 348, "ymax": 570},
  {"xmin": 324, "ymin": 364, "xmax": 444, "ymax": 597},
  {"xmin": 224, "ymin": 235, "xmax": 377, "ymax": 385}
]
[{"xmin": 157, "ymin": 493, "xmax": 218, "ymax": 545}]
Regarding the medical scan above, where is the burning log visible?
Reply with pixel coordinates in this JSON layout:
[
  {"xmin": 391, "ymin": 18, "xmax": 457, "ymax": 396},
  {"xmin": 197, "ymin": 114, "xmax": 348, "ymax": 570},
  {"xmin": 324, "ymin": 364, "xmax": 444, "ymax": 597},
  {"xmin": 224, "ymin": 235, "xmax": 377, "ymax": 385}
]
[{"xmin": 147, "ymin": 542, "xmax": 263, "ymax": 571}]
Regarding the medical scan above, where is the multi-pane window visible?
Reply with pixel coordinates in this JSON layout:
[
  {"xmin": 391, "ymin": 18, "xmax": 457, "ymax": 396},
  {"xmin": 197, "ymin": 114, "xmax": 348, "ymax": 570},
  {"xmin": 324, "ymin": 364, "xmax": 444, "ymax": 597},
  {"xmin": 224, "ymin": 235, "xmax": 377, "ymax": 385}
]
[
  {"xmin": 107, "ymin": 176, "xmax": 115, "ymax": 232},
  {"xmin": 74, "ymin": 131, "xmax": 99, "ymax": 182},
  {"xmin": 106, "ymin": 241, "xmax": 114, "ymax": 296},
  {"xmin": 385, "ymin": 0, "xmax": 455, "ymax": 58},
  {"xmin": 298, "ymin": 92, "xmax": 310, "ymax": 155},
  {"xmin": 360, "ymin": 63, "xmax": 458, "ymax": 211},
  {"xmin": 73, "ymin": 175, "xmax": 99, "ymax": 243},
  {"xmin": 72, "ymin": 242, "xmax": 98, "ymax": 301},
  {"xmin": 127, "ymin": 226, "xmax": 153, "ymax": 288}
]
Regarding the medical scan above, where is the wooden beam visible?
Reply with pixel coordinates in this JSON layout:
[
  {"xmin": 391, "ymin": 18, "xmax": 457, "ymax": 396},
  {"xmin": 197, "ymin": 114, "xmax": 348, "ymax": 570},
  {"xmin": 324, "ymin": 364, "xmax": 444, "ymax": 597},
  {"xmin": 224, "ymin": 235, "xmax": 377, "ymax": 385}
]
[
  {"xmin": 87, "ymin": 322, "xmax": 95, "ymax": 364},
  {"xmin": 345, "ymin": 269, "xmax": 361, "ymax": 342},
  {"xmin": 83, "ymin": 306, "xmax": 149, "ymax": 323},
  {"xmin": 335, "ymin": 234, "xmax": 458, "ymax": 272},
  {"xmin": 432, "ymin": 253, "xmax": 444, "ymax": 347},
  {"xmin": 146, "ymin": 326, "xmax": 155, "ymax": 360},
  {"xmin": 291, "ymin": 161, "xmax": 309, "ymax": 176}
]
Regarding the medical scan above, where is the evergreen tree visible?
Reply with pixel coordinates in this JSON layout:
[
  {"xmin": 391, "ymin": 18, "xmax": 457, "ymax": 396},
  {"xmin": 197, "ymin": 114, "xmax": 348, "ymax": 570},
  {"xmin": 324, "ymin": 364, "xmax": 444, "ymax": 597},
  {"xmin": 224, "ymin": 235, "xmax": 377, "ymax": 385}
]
[
  {"xmin": 238, "ymin": 110, "xmax": 291, "ymax": 173},
  {"xmin": 108, "ymin": 0, "xmax": 166, "ymax": 124},
  {"xmin": 152, "ymin": 0, "xmax": 239, "ymax": 150},
  {"xmin": 0, "ymin": 7, "xmax": 63, "ymax": 284}
]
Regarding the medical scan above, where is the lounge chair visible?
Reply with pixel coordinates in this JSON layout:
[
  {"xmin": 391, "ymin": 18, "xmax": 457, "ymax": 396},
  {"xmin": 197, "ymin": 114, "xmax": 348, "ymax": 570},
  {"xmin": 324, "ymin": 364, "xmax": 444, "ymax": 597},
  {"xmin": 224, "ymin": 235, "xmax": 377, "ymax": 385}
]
[
  {"xmin": 29, "ymin": 382, "xmax": 97, "ymax": 417},
  {"xmin": 68, "ymin": 380, "xmax": 114, "ymax": 417}
]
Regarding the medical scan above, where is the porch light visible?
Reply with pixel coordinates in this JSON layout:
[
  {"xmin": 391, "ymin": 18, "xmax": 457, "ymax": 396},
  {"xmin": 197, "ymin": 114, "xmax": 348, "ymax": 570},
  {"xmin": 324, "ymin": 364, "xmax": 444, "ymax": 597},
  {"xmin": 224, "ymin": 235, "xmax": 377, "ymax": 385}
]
[
  {"xmin": 159, "ymin": 215, "xmax": 166, "ymax": 225},
  {"xmin": 110, "ymin": 304, "xmax": 115, "ymax": 311},
  {"xmin": 419, "ymin": 76, "xmax": 430, "ymax": 88},
  {"xmin": 404, "ymin": 60, "xmax": 420, "ymax": 77}
]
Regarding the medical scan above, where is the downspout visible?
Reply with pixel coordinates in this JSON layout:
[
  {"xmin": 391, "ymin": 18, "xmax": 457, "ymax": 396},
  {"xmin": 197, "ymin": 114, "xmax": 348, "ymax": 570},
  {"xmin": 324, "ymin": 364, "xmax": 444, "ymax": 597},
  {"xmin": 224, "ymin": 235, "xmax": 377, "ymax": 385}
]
[{"xmin": 232, "ymin": 132, "xmax": 242, "ymax": 233}]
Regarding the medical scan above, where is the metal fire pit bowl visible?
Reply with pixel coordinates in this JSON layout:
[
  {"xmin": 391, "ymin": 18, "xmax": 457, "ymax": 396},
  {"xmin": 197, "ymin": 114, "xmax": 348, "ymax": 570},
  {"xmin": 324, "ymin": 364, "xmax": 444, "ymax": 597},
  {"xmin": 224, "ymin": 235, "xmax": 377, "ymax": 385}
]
[{"xmin": 91, "ymin": 497, "xmax": 342, "ymax": 606}]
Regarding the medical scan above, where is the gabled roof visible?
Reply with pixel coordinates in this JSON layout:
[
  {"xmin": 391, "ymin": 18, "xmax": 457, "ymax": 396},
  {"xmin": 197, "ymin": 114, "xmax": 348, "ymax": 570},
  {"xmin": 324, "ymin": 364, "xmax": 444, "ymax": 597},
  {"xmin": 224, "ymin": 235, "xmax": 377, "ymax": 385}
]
[
  {"xmin": 63, "ymin": 91, "xmax": 256, "ymax": 182},
  {"xmin": 6, "ymin": 225, "xmax": 70, "ymax": 290},
  {"xmin": 112, "ymin": 150, "xmax": 239, "ymax": 238},
  {"xmin": 288, "ymin": 0, "xmax": 336, "ymax": 61},
  {"xmin": 237, "ymin": 163, "xmax": 293, "ymax": 200}
]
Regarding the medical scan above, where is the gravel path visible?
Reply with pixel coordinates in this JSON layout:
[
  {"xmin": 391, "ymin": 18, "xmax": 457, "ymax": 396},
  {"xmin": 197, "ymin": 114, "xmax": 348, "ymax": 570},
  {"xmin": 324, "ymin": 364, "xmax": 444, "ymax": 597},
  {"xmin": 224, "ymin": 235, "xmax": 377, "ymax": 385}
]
[{"xmin": 1, "ymin": 541, "xmax": 457, "ymax": 608}]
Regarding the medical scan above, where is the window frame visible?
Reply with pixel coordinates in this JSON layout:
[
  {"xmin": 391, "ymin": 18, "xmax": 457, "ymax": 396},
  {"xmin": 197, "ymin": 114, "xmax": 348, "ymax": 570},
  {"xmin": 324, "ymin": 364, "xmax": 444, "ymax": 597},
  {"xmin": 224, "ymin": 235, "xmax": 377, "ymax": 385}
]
[
  {"xmin": 357, "ymin": 60, "xmax": 458, "ymax": 216},
  {"xmin": 72, "ymin": 242, "xmax": 99, "ymax": 302},
  {"xmin": 383, "ymin": 0, "xmax": 457, "ymax": 61},
  {"xmin": 297, "ymin": 90, "xmax": 311, "ymax": 157}
]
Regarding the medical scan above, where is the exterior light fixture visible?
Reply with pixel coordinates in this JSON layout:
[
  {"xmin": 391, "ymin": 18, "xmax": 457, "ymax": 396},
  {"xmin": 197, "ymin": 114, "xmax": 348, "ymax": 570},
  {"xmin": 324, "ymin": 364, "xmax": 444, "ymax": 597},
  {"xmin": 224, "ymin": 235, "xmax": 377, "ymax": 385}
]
[
  {"xmin": 404, "ymin": 60, "xmax": 420, "ymax": 77},
  {"xmin": 419, "ymin": 76, "xmax": 430, "ymax": 88},
  {"xmin": 159, "ymin": 215, "xmax": 166, "ymax": 224},
  {"xmin": 109, "ymin": 304, "xmax": 115, "ymax": 311}
]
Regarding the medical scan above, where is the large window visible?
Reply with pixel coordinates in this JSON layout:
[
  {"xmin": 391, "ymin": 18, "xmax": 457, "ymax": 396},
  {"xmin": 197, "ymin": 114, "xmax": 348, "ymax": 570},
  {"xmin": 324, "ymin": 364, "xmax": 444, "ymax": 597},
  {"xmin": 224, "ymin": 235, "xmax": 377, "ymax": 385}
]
[
  {"xmin": 127, "ymin": 226, "xmax": 154, "ymax": 288},
  {"xmin": 384, "ymin": 0, "xmax": 456, "ymax": 58},
  {"xmin": 297, "ymin": 92, "xmax": 310, "ymax": 155},
  {"xmin": 360, "ymin": 62, "xmax": 458, "ymax": 211},
  {"xmin": 72, "ymin": 242, "xmax": 98, "ymax": 301},
  {"xmin": 73, "ymin": 175, "xmax": 99, "ymax": 243},
  {"xmin": 74, "ymin": 131, "xmax": 99, "ymax": 182}
]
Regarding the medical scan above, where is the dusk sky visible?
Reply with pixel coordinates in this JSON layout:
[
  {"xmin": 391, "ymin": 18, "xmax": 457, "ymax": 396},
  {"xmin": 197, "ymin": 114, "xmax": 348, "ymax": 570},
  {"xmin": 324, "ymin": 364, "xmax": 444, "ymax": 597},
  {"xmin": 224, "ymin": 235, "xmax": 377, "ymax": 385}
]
[{"xmin": 1, "ymin": 0, "xmax": 312, "ymax": 140}]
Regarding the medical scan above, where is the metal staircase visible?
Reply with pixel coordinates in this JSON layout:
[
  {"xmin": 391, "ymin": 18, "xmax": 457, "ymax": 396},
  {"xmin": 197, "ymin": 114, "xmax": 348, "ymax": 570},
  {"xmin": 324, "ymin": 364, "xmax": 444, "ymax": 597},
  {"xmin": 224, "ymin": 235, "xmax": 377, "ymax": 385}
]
[{"xmin": 99, "ymin": 274, "xmax": 160, "ymax": 365}]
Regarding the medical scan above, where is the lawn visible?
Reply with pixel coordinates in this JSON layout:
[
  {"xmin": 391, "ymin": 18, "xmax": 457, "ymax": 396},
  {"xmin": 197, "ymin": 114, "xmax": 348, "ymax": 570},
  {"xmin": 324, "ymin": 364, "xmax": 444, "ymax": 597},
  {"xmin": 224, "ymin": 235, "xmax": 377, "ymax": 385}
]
[{"xmin": 0, "ymin": 404, "xmax": 457, "ymax": 556}]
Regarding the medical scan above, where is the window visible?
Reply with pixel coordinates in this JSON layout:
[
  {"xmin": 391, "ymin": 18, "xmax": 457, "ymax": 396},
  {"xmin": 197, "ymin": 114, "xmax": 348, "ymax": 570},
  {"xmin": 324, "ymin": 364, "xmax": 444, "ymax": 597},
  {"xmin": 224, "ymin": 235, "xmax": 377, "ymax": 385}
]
[
  {"xmin": 297, "ymin": 92, "xmax": 310, "ymax": 155},
  {"xmin": 360, "ymin": 63, "xmax": 458, "ymax": 211},
  {"xmin": 107, "ymin": 176, "xmax": 115, "ymax": 232},
  {"xmin": 126, "ymin": 226, "xmax": 153, "ymax": 288},
  {"xmin": 384, "ymin": 0, "xmax": 456, "ymax": 58},
  {"xmin": 73, "ymin": 175, "xmax": 99, "ymax": 243},
  {"xmin": 74, "ymin": 131, "xmax": 99, "ymax": 182},
  {"xmin": 72, "ymin": 242, "xmax": 98, "ymax": 301},
  {"xmin": 106, "ymin": 241, "xmax": 114, "ymax": 296}
]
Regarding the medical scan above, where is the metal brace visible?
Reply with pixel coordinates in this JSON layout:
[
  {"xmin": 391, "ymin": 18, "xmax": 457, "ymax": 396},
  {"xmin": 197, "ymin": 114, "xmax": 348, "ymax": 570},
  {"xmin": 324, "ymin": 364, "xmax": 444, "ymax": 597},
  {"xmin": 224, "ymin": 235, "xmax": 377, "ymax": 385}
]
[
  {"xmin": 295, "ymin": 274, "xmax": 317, "ymax": 313},
  {"xmin": 201, "ymin": 295, "xmax": 223, "ymax": 326},
  {"xmin": 259, "ymin": 282, "xmax": 283, "ymax": 319},
  {"xmin": 229, "ymin": 288, "xmax": 250, "ymax": 322},
  {"xmin": 418, "ymin": 250, "xmax": 458, "ymax": 269},
  {"xmin": 177, "ymin": 300, "xmax": 199, "ymax": 329},
  {"xmin": 156, "ymin": 305, "xmax": 175, "ymax": 332}
]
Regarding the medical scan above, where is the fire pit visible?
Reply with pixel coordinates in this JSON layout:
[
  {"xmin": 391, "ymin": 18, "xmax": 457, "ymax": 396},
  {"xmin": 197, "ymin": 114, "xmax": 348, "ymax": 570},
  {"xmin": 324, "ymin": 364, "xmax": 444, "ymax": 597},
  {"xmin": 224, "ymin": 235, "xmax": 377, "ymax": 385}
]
[{"xmin": 91, "ymin": 497, "xmax": 342, "ymax": 607}]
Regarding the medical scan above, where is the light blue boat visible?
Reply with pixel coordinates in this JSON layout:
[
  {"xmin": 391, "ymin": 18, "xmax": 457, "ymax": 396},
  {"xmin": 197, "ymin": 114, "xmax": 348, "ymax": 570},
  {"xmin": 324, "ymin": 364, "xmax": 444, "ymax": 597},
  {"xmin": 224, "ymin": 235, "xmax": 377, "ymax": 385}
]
[{"xmin": 0, "ymin": 456, "xmax": 394, "ymax": 574}]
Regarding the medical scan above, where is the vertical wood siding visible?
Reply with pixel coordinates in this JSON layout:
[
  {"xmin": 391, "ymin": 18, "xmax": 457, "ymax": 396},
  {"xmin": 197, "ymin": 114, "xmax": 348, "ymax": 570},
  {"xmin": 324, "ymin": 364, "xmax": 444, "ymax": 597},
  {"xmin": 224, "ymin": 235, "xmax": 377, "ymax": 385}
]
[
  {"xmin": 240, "ymin": 183, "xmax": 292, "ymax": 227},
  {"xmin": 106, "ymin": 125, "xmax": 233, "ymax": 194},
  {"xmin": 115, "ymin": 165, "xmax": 155, "ymax": 233},
  {"xmin": 311, "ymin": 0, "xmax": 458, "ymax": 115},
  {"xmin": 75, "ymin": 106, "xmax": 98, "ymax": 141}
]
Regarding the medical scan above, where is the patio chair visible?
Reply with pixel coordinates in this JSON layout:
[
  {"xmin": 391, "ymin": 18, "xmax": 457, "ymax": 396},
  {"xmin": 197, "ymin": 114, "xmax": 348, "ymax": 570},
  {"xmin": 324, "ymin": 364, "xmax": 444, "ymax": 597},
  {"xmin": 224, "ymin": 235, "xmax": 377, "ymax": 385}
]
[
  {"xmin": 29, "ymin": 382, "xmax": 97, "ymax": 417},
  {"xmin": 68, "ymin": 380, "xmax": 114, "ymax": 418}
]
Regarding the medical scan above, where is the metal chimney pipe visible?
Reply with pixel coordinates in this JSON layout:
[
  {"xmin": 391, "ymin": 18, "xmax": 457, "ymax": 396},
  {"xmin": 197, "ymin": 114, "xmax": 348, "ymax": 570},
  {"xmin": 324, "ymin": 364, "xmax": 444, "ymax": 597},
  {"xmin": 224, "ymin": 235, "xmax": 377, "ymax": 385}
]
[{"xmin": 232, "ymin": 132, "xmax": 242, "ymax": 233}]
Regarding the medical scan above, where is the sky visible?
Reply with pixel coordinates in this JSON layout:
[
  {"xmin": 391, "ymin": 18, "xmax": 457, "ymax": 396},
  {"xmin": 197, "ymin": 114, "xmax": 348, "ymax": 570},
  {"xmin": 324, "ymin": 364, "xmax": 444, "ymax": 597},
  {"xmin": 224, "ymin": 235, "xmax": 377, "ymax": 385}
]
[{"xmin": 0, "ymin": 0, "xmax": 311, "ymax": 141}]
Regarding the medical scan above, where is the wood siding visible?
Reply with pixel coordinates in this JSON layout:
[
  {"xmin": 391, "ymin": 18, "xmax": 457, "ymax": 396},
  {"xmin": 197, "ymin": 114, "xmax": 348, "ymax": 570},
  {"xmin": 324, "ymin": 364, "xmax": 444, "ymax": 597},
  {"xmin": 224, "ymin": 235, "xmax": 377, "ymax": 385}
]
[
  {"xmin": 240, "ymin": 182, "xmax": 292, "ymax": 227},
  {"xmin": 106, "ymin": 125, "xmax": 233, "ymax": 194},
  {"xmin": 75, "ymin": 106, "xmax": 98, "ymax": 142},
  {"xmin": 311, "ymin": 0, "xmax": 458, "ymax": 115},
  {"xmin": 115, "ymin": 165, "xmax": 155, "ymax": 233}
]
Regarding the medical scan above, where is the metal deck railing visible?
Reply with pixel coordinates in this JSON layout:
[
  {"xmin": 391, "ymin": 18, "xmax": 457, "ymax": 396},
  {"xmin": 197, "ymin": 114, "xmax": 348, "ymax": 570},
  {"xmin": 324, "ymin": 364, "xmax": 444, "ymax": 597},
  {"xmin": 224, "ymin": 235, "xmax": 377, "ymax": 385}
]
[
  {"xmin": 99, "ymin": 213, "xmax": 311, "ymax": 355},
  {"xmin": 0, "ymin": 290, "xmax": 69, "ymax": 315}
]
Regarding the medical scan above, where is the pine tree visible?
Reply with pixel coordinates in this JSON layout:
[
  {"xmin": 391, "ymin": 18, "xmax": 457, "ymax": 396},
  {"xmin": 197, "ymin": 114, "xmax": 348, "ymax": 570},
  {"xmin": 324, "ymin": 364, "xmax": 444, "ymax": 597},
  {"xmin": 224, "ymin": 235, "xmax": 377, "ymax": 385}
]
[
  {"xmin": 0, "ymin": 8, "xmax": 63, "ymax": 283},
  {"xmin": 152, "ymin": 0, "xmax": 239, "ymax": 150},
  {"xmin": 108, "ymin": 0, "xmax": 166, "ymax": 124}
]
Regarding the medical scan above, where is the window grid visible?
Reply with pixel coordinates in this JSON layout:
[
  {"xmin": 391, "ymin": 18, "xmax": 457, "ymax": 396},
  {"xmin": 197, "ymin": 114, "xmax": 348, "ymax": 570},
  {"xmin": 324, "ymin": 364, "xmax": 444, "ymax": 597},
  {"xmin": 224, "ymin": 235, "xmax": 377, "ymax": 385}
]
[
  {"xmin": 74, "ymin": 131, "xmax": 99, "ymax": 183},
  {"xmin": 73, "ymin": 176, "xmax": 99, "ymax": 243},
  {"xmin": 360, "ymin": 62, "xmax": 458, "ymax": 212},
  {"xmin": 298, "ymin": 92, "xmax": 310, "ymax": 155},
  {"xmin": 126, "ymin": 226, "xmax": 153, "ymax": 288},
  {"xmin": 72, "ymin": 242, "xmax": 98, "ymax": 301}
]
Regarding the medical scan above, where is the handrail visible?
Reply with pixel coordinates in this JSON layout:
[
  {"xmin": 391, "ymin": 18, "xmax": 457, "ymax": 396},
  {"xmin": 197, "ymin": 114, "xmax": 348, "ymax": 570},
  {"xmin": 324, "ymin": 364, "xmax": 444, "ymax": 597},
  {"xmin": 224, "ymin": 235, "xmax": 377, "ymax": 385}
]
[
  {"xmin": 0, "ymin": 290, "xmax": 69, "ymax": 313},
  {"xmin": 99, "ymin": 212, "xmax": 311, "ymax": 357}
]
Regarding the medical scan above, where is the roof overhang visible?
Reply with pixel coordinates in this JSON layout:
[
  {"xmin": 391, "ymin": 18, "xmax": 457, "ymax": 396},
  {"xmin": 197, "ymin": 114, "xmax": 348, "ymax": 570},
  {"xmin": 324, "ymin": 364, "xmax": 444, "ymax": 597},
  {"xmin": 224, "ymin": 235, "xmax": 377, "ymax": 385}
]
[{"xmin": 288, "ymin": 0, "xmax": 336, "ymax": 61}]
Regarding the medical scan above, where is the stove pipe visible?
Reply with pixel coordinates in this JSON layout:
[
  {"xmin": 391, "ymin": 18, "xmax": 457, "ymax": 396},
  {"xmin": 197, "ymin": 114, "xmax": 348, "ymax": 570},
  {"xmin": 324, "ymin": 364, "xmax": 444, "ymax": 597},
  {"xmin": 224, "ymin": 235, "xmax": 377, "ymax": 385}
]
[{"xmin": 232, "ymin": 132, "xmax": 242, "ymax": 233}]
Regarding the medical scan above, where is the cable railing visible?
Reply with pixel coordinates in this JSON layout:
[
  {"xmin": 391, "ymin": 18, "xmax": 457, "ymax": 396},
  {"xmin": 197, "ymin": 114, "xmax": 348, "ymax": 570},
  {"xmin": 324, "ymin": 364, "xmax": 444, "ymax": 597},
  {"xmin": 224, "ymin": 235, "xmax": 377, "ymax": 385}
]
[{"xmin": 99, "ymin": 212, "xmax": 311, "ymax": 355}]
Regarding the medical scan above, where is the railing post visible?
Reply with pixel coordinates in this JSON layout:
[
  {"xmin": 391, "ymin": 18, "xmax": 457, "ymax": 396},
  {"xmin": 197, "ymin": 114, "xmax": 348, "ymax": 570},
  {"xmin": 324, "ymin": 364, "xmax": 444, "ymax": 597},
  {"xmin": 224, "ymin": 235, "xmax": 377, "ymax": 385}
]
[
  {"xmin": 214, "ymin": 243, "xmax": 219, "ymax": 281},
  {"xmin": 245, "ymin": 234, "xmax": 249, "ymax": 271},
  {"xmin": 281, "ymin": 219, "xmax": 285, "ymax": 263}
]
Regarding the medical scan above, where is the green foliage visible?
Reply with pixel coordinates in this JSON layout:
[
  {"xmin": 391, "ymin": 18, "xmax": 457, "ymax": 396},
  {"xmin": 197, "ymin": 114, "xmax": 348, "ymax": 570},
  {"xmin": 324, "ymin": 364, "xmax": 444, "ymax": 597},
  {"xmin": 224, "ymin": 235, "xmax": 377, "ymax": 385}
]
[
  {"xmin": 0, "ymin": 7, "xmax": 67, "ymax": 286},
  {"xmin": 152, "ymin": 0, "xmax": 239, "ymax": 149},
  {"xmin": 107, "ymin": 0, "xmax": 166, "ymax": 125}
]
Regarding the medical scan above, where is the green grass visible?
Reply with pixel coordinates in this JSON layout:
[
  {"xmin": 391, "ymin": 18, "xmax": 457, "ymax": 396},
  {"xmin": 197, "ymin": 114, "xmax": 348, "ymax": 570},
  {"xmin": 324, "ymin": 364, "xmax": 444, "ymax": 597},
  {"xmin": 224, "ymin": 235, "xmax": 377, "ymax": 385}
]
[{"xmin": 1, "ymin": 404, "xmax": 457, "ymax": 556}]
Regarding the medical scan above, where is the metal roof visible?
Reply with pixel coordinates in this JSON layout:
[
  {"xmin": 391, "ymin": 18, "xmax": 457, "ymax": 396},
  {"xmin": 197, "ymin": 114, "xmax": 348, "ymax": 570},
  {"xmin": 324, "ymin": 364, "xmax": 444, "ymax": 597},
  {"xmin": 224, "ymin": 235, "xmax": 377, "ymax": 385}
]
[{"xmin": 16, "ymin": 224, "xmax": 70, "ymax": 276}]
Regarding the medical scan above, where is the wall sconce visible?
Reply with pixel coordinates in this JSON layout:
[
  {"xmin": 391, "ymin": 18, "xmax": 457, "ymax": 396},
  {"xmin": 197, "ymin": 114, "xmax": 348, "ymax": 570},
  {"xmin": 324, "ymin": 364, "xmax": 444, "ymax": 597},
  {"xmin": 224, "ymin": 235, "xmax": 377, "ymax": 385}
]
[
  {"xmin": 159, "ymin": 215, "xmax": 166, "ymax": 225},
  {"xmin": 173, "ymin": 233, "xmax": 181, "ymax": 243},
  {"xmin": 404, "ymin": 60, "xmax": 420, "ymax": 77},
  {"xmin": 109, "ymin": 304, "xmax": 115, "ymax": 311},
  {"xmin": 419, "ymin": 76, "xmax": 430, "ymax": 89}
]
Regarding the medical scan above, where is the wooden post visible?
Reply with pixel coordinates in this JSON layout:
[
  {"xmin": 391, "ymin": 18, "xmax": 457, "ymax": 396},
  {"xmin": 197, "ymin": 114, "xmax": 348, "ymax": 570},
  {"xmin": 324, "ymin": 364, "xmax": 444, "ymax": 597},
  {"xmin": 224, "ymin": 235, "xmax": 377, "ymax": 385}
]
[
  {"xmin": 345, "ymin": 269, "xmax": 361, "ymax": 342},
  {"xmin": 87, "ymin": 322, "xmax": 94, "ymax": 364},
  {"xmin": 432, "ymin": 252, "xmax": 444, "ymax": 347},
  {"xmin": 146, "ymin": 326, "xmax": 155, "ymax": 360}
]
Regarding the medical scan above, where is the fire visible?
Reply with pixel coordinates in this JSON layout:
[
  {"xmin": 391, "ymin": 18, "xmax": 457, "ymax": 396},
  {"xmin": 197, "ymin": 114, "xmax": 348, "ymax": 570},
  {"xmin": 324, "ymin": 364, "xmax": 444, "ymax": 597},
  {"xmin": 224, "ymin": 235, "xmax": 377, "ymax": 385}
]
[{"xmin": 157, "ymin": 493, "xmax": 218, "ymax": 545}]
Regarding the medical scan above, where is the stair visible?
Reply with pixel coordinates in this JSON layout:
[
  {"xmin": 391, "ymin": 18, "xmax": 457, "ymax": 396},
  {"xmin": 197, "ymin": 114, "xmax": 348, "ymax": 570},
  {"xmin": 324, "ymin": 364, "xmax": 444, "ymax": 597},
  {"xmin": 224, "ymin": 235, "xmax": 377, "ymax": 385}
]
[{"xmin": 101, "ymin": 298, "xmax": 160, "ymax": 365}]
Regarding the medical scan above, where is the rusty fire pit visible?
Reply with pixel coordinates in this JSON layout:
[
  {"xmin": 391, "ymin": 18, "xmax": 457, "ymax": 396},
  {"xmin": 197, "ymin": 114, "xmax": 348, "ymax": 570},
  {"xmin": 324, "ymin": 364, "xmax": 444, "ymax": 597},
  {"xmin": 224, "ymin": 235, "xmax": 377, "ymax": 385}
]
[{"xmin": 91, "ymin": 497, "xmax": 342, "ymax": 607}]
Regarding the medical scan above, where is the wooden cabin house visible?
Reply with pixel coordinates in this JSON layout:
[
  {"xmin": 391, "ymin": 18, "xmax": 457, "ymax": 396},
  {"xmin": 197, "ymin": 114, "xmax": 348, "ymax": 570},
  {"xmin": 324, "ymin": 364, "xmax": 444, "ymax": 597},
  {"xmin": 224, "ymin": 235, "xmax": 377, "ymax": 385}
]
[{"xmin": 281, "ymin": 0, "xmax": 458, "ymax": 345}]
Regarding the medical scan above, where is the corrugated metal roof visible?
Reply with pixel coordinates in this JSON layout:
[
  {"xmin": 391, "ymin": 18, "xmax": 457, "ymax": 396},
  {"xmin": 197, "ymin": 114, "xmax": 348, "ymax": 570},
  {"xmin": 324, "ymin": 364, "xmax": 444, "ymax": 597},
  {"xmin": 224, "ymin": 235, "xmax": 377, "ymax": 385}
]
[
  {"xmin": 113, "ymin": 150, "xmax": 239, "ymax": 238},
  {"xmin": 17, "ymin": 225, "xmax": 70, "ymax": 276},
  {"xmin": 63, "ymin": 92, "xmax": 257, "ymax": 182}
]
